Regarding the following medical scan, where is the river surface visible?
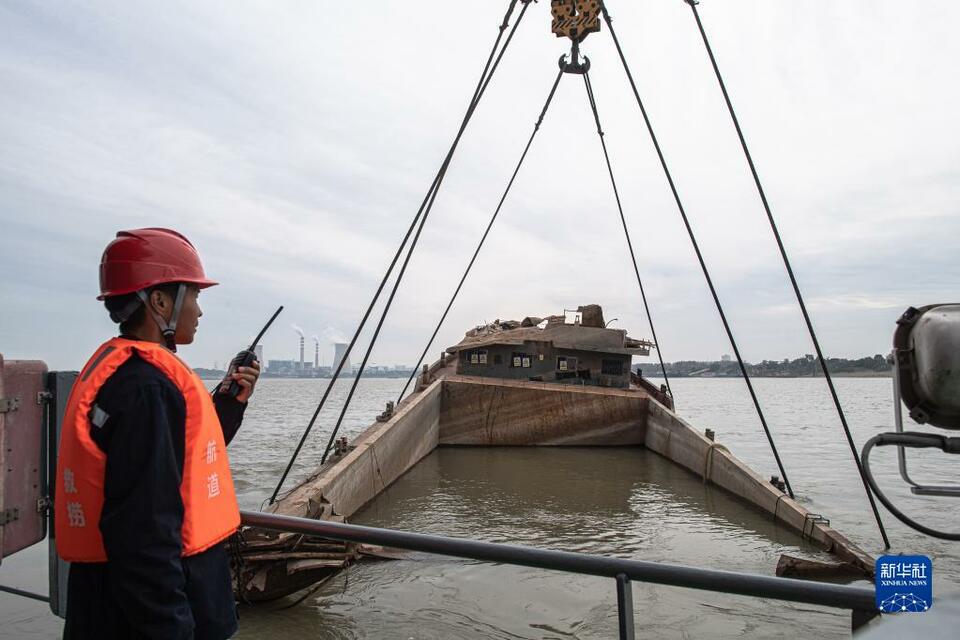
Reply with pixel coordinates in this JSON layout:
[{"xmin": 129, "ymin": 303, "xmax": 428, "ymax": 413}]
[{"xmin": 2, "ymin": 377, "xmax": 957, "ymax": 638}]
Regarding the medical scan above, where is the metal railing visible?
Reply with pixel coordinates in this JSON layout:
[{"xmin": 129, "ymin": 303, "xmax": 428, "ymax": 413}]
[{"xmin": 240, "ymin": 510, "xmax": 878, "ymax": 638}]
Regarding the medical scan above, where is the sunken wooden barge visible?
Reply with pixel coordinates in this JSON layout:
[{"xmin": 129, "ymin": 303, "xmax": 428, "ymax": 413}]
[{"xmin": 234, "ymin": 305, "xmax": 875, "ymax": 602}]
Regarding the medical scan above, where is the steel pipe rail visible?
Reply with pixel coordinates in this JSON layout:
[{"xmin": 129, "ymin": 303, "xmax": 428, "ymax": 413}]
[
  {"xmin": 241, "ymin": 511, "xmax": 875, "ymax": 616},
  {"xmin": 0, "ymin": 584, "xmax": 49, "ymax": 603}
]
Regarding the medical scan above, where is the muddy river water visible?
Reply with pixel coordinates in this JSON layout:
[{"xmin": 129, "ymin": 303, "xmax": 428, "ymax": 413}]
[{"xmin": 2, "ymin": 377, "xmax": 957, "ymax": 638}]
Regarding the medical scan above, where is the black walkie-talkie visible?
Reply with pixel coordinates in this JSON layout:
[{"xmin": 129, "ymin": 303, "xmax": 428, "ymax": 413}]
[{"xmin": 218, "ymin": 305, "xmax": 283, "ymax": 398}]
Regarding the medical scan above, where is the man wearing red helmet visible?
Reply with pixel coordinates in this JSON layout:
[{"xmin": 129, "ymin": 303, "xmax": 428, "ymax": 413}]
[{"xmin": 55, "ymin": 228, "xmax": 259, "ymax": 639}]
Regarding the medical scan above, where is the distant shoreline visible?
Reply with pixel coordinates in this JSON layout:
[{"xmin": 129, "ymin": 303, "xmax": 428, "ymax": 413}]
[
  {"xmin": 198, "ymin": 371, "xmax": 892, "ymax": 381},
  {"xmin": 196, "ymin": 372, "xmax": 411, "ymax": 381},
  {"xmin": 648, "ymin": 354, "xmax": 891, "ymax": 379},
  {"xmin": 647, "ymin": 371, "xmax": 892, "ymax": 379},
  {"xmin": 197, "ymin": 356, "xmax": 893, "ymax": 381}
]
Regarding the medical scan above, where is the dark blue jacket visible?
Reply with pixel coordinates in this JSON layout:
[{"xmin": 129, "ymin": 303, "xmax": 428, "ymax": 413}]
[{"xmin": 63, "ymin": 353, "xmax": 246, "ymax": 640}]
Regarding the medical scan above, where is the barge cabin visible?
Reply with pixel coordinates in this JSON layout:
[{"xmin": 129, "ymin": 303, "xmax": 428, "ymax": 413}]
[{"xmin": 448, "ymin": 305, "xmax": 652, "ymax": 389}]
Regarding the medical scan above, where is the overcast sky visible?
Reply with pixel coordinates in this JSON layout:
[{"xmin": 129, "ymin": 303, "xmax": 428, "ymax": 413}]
[{"xmin": 1, "ymin": 1, "xmax": 957, "ymax": 371}]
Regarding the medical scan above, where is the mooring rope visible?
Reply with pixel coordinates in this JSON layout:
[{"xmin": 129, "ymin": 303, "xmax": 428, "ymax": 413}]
[
  {"xmin": 269, "ymin": 0, "xmax": 529, "ymax": 504},
  {"xmin": 682, "ymin": 0, "xmax": 889, "ymax": 548},
  {"xmin": 396, "ymin": 68, "xmax": 566, "ymax": 404},
  {"xmin": 582, "ymin": 70, "xmax": 674, "ymax": 402},
  {"xmin": 600, "ymin": 1, "xmax": 795, "ymax": 499}
]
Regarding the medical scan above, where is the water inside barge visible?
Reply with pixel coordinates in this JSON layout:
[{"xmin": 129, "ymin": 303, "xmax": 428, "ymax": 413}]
[{"xmin": 237, "ymin": 307, "xmax": 875, "ymax": 602}]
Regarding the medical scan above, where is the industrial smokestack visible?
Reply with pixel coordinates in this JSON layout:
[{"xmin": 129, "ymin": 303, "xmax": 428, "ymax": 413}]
[
  {"xmin": 291, "ymin": 324, "xmax": 305, "ymax": 371},
  {"xmin": 313, "ymin": 335, "xmax": 320, "ymax": 368}
]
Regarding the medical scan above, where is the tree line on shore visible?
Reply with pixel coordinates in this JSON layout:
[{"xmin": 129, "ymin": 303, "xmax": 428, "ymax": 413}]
[{"xmin": 643, "ymin": 354, "xmax": 890, "ymax": 378}]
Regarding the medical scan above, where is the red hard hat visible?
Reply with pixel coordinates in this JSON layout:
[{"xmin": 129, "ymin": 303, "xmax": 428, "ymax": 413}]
[{"xmin": 98, "ymin": 228, "xmax": 218, "ymax": 300}]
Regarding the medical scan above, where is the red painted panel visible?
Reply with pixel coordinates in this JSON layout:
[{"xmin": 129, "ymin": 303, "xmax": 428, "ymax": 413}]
[{"xmin": 0, "ymin": 355, "xmax": 48, "ymax": 561}]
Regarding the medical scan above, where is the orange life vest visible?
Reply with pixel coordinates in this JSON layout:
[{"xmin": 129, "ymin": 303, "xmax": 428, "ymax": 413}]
[{"xmin": 54, "ymin": 337, "xmax": 240, "ymax": 562}]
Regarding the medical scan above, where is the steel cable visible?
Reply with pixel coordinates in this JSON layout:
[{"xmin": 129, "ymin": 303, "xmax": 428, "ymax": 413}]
[
  {"xmin": 582, "ymin": 70, "xmax": 673, "ymax": 402},
  {"xmin": 269, "ymin": 0, "xmax": 527, "ymax": 504},
  {"xmin": 316, "ymin": 0, "xmax": 533, "ymax": 467},
  {"xmin": 600, "ymin": 2, "xmax": 795, "ymax": 498},
  {"xmin": 683, "ymin": 0, "xmax": 888, "ymax": 546},
  {"xmin": 396, "ymin": 69, "xmax": 566, "ymax": 404}
]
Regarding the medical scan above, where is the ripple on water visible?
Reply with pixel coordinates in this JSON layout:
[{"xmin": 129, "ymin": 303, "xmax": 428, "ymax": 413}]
[
  {"xmin": 212, "ymin": 378, "xmax": 960, "ymax": 638},
  {"xmin": 3, "ymin": 377, "xmax": 954, "ymax": 639}
]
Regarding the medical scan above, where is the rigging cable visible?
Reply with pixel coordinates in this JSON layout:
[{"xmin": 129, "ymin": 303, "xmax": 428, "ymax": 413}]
[
  {"xmin": 600, "ymin": 2, "xmax": 795, "ymax": 498},
  {"xmin": 268, "ymin": 0, "xmax": 529, "ymax": 505},
  {"xmin": 582, "ymin": 70, "xmax": 673, "ymax": 402},
  {"xmin": 396, "ymin": 69, "xmax": 566, "ymax": 404},
  {"xmin": 683, "ymin": 0, "xmax": 889, "ymax": 547},
  {"xmin": 316, "ymin": 0, "xmax": 534, "ymax": 467}
]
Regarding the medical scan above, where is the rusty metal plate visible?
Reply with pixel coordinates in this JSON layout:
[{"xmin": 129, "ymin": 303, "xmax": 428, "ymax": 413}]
[
  {"xmin": 551, "ymin": 0, "xmax": 601, "ymax": 41},
  {"xmin": 0, "ymin": 355, "xmax": 48, "ymax": 562}
]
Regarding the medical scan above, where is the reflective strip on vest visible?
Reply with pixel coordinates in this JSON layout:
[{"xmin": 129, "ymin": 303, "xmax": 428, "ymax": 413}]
[{"xmin": 54, "ymin": 338, "xmax": 240, "ymax": 562}]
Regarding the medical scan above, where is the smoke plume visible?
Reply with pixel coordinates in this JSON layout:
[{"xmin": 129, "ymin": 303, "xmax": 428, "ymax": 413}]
[{"xmin": 321, "ymin": 326, "xmax": 348, "ymax": 344}]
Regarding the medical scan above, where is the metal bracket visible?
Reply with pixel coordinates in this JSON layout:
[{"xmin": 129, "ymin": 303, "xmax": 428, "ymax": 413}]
[
  {"xmin": 1, "ymin": 508, "xmax": 20, "ymax": 526},
  {"xmin": 890, "ymin": 352, "xmax": 960, "ymax": 496},
  {"xmin": 37, "ymin": 496, "xmax": 51, "ymax": 515},
  {"xmin": 0, "ymin": 396, "xmax": 20, "ymax": 413},
  {"xmin": 37, "ymin": 390, "xmax": 53, "ymax": 405},
  {"xmin": 559, "ymin": 52, "xmax": 591, "ymax": 74},
  {"xmin": 801, "ymin": 513, "xmax": 830, "ymax": 540}
]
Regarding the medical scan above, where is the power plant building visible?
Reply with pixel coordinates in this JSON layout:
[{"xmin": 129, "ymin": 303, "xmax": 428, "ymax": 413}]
[
  {"xmin": 267, "ymin": 359, "xmax": 299, "ymax": 375},
  {"xmin": 333, "ymin": 343, "xmax": 351, "ymax": 373}
]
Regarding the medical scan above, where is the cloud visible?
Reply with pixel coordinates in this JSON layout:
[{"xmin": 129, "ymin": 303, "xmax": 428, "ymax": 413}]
[
  {"xmin": 1, "ymin": 1, "xmax": 958, "ymax": 369},
  {"xmin": 762, "ymin": 294, "xmax": 909, "ymax": 316}
]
